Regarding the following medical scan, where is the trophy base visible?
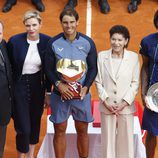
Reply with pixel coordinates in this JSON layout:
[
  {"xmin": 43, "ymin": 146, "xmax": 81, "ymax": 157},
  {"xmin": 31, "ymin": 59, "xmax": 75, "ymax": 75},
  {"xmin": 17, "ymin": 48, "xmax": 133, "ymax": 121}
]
[{"xmin": 61, "ymin": 82, "xmax": 82, "ymax": 100}]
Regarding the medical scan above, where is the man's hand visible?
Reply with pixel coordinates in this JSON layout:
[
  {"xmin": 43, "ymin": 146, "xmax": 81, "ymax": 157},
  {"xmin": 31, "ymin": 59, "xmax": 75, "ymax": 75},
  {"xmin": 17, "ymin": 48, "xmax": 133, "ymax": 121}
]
[
  {"xmin": 80, "ymin": 86, "xmax": 88, "ymax": 100},
  {"xmin": 58, "ymin": 82, "xmax": 74, "ymax": 100},
  {"xmin": 143, "ymin": 95, "xmax": 152, "ymax": 110},
  {"xmin": 44, "ymin": 93, "xmax": 51, "ymax": 108}
]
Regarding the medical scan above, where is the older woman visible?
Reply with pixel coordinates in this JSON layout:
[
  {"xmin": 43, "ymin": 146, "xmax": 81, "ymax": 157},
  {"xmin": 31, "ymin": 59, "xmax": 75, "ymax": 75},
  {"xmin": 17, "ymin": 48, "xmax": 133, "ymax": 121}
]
[
  {"xmin": 7, "ymin": 10, "xmax": 51, "ymax": 158},
  {"xmin": 95, "ymin": 25, "xmax": 140, "ymax": 158}
]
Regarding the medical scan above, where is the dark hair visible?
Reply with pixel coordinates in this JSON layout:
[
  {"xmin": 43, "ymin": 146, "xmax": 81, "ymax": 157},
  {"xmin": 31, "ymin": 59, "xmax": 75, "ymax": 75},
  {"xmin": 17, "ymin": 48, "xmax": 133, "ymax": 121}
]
[
  {"xmin": 109, "ymin": 25, "xmax": 130, "ymax": 48},
  {"xmin": 59, "ymin": 7, "xmax": 79, "ymax": 22},
  {"xmin": 154, "ymin": 10, "xmax": 158, "ymax": 29}
]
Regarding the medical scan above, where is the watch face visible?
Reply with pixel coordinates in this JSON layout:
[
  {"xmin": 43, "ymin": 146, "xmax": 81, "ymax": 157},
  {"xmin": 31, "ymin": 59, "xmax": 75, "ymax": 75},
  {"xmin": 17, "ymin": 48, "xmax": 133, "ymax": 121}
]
[
  {"xmin": 55, "ymin": 81, "xmax": 60, "ymax": 87},
  {"xmin": 146, "ymin": 83, "xmax": 158, "ymax": 113}
]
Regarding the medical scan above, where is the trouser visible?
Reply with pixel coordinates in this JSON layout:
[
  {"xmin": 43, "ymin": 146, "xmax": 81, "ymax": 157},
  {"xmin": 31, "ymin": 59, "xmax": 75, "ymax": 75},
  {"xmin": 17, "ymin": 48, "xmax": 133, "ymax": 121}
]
[
  {"xmin": 101, "ymin": 113, "xmax": 134, "ymax": 158},
  {"xmin": 13, "ymin": 71, "xmax": 44, "ymax": 153},
  {"xmin": 0, "ymin": 126, "xmax": 7, "ymax": 158},
  {"xmin": 6, "ymin": 0, "xmax": 42, "ymax": 3},
  {"xmin": 131, "ymin": 0, "xmax": 141, "ymax": 2}
]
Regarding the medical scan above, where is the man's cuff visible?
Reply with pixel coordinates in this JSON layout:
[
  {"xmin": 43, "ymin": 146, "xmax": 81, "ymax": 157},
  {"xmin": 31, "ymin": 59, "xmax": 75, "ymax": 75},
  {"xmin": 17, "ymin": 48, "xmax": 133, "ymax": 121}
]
[
  {"xmin": 46, "ymin": 92, "xmax": 51, "ymax": 95},
  {"xmin": 55, "ymin": 80, "xmax": 61, "ymax": 87}
]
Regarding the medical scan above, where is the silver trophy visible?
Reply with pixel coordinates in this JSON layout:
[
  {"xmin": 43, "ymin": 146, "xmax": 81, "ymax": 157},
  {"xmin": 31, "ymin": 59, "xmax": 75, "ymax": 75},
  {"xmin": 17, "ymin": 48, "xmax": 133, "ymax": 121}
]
[
  {"xmin": 56, "ymin": 58, "xmax": 87, "ymax": 99},
  {"xmin": 146, "ymin": 83, "xmax": 158, "ymax": 112}
]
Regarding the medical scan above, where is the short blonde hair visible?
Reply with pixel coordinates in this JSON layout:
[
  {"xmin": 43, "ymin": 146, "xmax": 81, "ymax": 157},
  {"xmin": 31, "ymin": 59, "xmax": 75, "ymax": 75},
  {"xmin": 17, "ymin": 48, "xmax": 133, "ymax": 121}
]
[{"xmin": 23, "ymin": 10, "xmax": 41, "ymax": 24}]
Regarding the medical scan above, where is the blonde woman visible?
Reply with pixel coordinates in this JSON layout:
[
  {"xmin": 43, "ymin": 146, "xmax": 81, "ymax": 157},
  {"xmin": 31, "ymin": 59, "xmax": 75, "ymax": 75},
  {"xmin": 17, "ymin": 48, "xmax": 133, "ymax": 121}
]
[{"xmin": 7, "ymin": 10, "xmax": 51, "ymax": 158}]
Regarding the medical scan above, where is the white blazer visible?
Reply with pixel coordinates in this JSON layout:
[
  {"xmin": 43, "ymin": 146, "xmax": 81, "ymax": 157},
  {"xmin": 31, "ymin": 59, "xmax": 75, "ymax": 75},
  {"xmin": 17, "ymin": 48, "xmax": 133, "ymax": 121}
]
[{"xmin": 95, "ymin": 49, "xmax": 140, "ymax": 114}]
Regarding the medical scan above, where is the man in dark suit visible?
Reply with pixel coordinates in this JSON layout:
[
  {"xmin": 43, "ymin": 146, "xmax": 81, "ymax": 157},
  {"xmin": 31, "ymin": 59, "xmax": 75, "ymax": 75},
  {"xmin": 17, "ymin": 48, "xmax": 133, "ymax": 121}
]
[
  {"xmin": 64, "ymin": 0, "xmax": 110, "ymax": 14},
  {"xmin": 98, "ymin": 0, "xmax": 141, "ymax": 14},
  {"xmin": 0, "ymin": 21, "xmax": 13, "ymax": 158},
  {"xmin": 2, "ymin": 0, "xmax": 45, "ymax": 13},
  {"xmin": 64, "ymin": 0, "xmax": 141, "ymax": 14},
  {"xmin": 128, "ymin": 0, "xmax": 141, "ymax": 13},
  {"xmin": 64, "ymin": 0, "xmax": 77, "ymax": 9}
]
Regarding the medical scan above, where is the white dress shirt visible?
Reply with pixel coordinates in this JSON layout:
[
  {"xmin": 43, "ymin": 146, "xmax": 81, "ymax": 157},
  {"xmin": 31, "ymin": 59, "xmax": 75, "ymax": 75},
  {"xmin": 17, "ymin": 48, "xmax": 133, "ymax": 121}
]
[{"xmin": 22, "ymin": 39, "xmax": 41, "ymax": 74}]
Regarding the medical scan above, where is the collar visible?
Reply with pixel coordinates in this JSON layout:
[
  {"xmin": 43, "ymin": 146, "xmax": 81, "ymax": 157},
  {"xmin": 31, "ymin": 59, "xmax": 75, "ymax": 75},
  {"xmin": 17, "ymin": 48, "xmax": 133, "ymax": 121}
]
[
  {"xmin": 62, "ymin": 32, "xmax": 80, "ymax": 40},
  {"xmin": 104, "ymin": 49, "xmax": 129, "ymax": 60}
]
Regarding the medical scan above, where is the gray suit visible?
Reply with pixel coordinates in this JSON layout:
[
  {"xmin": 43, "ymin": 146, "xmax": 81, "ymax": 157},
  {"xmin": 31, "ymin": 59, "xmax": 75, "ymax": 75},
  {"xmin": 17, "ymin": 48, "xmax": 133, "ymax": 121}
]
[{"xmin": 0, "ymin": 39, "xmax": 13, "ymax": 158}]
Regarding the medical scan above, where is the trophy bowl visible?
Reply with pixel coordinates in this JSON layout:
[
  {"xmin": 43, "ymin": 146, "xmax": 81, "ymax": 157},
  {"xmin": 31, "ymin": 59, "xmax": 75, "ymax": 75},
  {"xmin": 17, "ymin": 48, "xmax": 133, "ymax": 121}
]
[
  {"xmin": 146, "ymin": 83, "xmax": 158, "ymax": 113},
  {"xmin": 56, "ymin": 58, "xmax": 87, "ymax": 99}
]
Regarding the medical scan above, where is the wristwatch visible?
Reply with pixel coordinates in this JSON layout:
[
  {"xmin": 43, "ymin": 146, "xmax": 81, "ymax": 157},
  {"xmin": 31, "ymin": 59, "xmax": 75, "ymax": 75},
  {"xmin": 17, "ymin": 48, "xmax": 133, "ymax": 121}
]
[{"xmin": 55, "ymin": 80, "xmax": 61, "ymax": 87}]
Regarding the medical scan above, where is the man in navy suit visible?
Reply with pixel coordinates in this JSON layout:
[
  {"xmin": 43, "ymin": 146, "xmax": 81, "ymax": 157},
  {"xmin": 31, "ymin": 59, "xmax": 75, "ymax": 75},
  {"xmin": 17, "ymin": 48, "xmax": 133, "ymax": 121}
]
[
  {"xmin": 0, "ymin": 21, "xmax": 13, "ymax": 158},
  {"xmin": 2, "ymin": 0, "xmax": 45, "ymax": 13}
]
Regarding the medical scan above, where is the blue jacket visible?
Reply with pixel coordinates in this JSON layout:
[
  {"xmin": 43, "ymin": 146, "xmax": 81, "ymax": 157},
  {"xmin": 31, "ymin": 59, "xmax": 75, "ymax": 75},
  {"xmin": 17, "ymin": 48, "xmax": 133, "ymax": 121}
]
[{"xmin": 7, "ymin": 32, "xmax": 51, "ymax": 91}]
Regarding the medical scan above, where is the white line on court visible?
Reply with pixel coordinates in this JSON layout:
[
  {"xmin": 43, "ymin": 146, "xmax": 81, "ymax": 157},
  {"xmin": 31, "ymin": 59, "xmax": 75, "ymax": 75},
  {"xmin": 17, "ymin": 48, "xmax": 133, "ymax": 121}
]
[{"xmin": 86, "ymin": 0, "xmax": 92, "ymax": 37}]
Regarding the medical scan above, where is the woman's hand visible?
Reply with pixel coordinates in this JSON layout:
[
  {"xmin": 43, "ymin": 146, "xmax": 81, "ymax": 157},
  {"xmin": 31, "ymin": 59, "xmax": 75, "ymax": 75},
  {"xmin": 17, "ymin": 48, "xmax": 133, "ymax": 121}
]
[
  {"xmin": 104, "ymin": 100, "xmax": 129, "ymax": 115},
  {"xmin": 58, "ymin": 82, "xmax": 74, "ymax": 100},
  {"xmin": 103, "ymin": 100, "xmax": 119, "ymax": 115},
  {"xmin": 113, "ymin": 101, "xmax": 128, "ymax": 114}
]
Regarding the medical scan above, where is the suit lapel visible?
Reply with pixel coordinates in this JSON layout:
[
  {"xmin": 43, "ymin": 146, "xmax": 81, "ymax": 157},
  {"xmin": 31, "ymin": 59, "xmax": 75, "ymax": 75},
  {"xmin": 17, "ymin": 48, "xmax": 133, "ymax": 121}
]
[
  {"xmin": 0, "ymin": 40, "xmax": 11, "ymax": 66},
  {"xmin": 103, "ymin": 50, "xmax": 116, "ymax": 83}
]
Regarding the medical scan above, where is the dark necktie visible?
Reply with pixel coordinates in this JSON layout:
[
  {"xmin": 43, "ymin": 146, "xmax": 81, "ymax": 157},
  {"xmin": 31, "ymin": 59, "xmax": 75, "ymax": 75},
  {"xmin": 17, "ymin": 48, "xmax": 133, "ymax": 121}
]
[{"xmin": 0, "ymin": 50, "xmax": 4, "ymax": 66}]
